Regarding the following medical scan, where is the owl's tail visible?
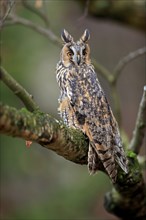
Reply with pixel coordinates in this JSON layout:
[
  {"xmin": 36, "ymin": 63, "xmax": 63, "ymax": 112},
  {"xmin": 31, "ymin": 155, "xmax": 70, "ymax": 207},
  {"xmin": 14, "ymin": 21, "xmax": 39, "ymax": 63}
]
[
  {"xmin": 114, "ymin": 145, "xmax": 129, "ymax": 174},
  {"xmin": 88, "ymin": 143, "xmax": 99, "ymax": 174},
  {"xmin": 88, "ymin": 142, "xmax": 118, "ymax": 183}
]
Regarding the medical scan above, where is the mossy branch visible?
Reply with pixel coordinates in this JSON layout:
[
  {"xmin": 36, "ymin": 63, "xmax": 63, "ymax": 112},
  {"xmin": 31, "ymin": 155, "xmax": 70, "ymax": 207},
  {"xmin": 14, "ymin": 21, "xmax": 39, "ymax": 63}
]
[
  {"xmin": 0, "ymin": 103, "xmax": 146, "ymax": 219},
  {"xmin": 104, "ymin": 152, "xmax": 146, "ymax": 220},
  {"xmin": 0, "ymin": 103, "xmax": 89, "ymax": 165}
]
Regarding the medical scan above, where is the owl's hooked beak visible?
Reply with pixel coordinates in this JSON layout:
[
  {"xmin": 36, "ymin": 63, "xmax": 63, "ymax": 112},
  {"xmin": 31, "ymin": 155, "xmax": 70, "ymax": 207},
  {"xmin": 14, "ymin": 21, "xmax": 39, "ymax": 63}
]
[
  {"xmin": 73, "ymin": 54, "xmax": 81, "ymax": 65},
  {"xmin": 77, "ymin": 54, "xmax": 81, "ymax": 65}
]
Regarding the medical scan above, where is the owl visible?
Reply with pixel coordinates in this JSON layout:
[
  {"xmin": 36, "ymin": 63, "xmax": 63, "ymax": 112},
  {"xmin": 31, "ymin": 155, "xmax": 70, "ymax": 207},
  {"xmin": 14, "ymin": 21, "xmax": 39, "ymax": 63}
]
[{"xmin": 56, "ymin": 29, "xmax": 128, "ymax": 183}]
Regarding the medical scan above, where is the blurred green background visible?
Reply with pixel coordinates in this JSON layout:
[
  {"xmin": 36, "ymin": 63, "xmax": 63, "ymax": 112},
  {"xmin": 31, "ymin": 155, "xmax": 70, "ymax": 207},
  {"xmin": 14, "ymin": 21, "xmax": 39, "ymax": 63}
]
[{"xmin": 0, "ymin": 1, "xmax": 145, "ymax": 220}]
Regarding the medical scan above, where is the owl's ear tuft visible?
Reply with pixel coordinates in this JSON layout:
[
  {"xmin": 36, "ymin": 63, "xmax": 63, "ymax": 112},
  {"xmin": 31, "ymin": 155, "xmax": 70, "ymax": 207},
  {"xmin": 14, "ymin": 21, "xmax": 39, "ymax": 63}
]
[
  {"xmin": 61, "ymin": 29, "xmax": 73, "ymax": 43},
  {"xmin": 80, "ymin": 29, "xmax": 90, "ymax": 43}
]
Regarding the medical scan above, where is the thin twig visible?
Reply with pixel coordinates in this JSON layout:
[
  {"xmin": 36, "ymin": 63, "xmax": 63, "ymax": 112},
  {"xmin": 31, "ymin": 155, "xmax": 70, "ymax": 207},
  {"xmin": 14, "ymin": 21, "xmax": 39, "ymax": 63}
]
[
  {"xmin": 129, "ymin": 86, "xmax": 146, "ymax": 154},
  {"xmin": 0, "ymin": 66, "xmax": 39, "ymax": 112},
  {"xmin": 0, "ymin": 0, "xmax": 15, "ymax": 26},
  {"xmin": 21, "ymin": 0, "xmax": 50, "ymax": 27},
  {"xmin": 1, "ymin": 14, "xmax": 62, "ymax": 46},
  {"xmin": 113, "ymin": 47, "xmax": 146, "ymax": 82}
]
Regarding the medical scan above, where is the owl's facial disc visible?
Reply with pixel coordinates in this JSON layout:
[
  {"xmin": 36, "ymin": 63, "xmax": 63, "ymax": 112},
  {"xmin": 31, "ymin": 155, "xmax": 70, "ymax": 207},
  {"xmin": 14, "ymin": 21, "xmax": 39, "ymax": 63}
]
[{"xmin": 70, "ymin": 44, "xmax": 86, "ymax": 66}]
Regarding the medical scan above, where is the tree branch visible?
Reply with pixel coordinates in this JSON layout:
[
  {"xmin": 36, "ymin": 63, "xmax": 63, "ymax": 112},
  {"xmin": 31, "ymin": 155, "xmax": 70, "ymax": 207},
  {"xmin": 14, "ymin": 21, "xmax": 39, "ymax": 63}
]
[
  {"xmin": 92, "ymin": 59, "xmax": 113, "ymax": 82},
  {"xmin": 83, "ymin": 0, "xmax": 90, "ymax": 18},
  {"xmin": 0, "ymin": 66, "xmax": 39, "ymax": 112},
  {"xmin": 113, "ymin": 47, "xmax": 146, "ymax": 83},
  {"xmin": 104, "ymin": 151, "xmax": 146, "ymax": 220},
  {"xmin": 1, "ymin": 14, "xmax": 62, "ymax": 46},
  {"xmin": 79, "ymin": 0, "xmax": 90, "ymax": 21},
  {"xmin": 0, "ymin": 103, "xmax": 89, "ymax": 165},
  {"xmin": 0, "ymin": 0, "xmax": 15, "ymax": 27},
  {"xmin": 0, "ymin": 103, "xmax": 146, "ymax": 219},
  {"xmin": 129, "ymin": 86, "xmax": 146, "ymax": 154},
  {"xmin": 21, "ymin": 0, "xmax": 50, "ymax": 27}
]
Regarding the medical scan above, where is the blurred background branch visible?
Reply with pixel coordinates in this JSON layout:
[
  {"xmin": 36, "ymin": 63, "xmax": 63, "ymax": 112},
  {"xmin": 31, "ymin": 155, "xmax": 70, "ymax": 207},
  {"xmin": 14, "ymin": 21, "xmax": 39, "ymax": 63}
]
[
  {"xmin": 0, "ymin": 0, "xmax": 15, "ymax": 26},
  {"xmin": 129, "ymin": 86, "xmax": 146, "ymax": 154},
  {"xmin": 1, "ymin": 14, "xmax": 62, "ymax": 46},
  {"xmin": 92, "ymin": 59, "xmax": 113, "ymax": 82},
  {"xmin": 113, "ymin": 47, "xmax": 146, "ymax": 83},
  {"xmin": 0, "ymin": 66, "xmax": 39, "ymax": 112},
  {"xmin": 21, "ymin": 0, "xmax": 50, "ymax": 27},
  {"xmin": 79, "ymin": 0, "xmax": 90, "ymax": 21}
]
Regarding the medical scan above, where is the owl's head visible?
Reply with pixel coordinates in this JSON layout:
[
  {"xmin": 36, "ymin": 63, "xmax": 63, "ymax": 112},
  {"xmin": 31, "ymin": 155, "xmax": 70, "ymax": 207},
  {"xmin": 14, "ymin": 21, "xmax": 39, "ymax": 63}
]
[{"xmin": 60, "ymin": 29, "xmax": 91, "ymax": 67}]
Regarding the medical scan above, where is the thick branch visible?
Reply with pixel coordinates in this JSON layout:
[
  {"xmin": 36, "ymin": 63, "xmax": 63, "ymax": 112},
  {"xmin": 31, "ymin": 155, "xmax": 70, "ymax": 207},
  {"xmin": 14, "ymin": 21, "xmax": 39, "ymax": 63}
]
[
  {"xmin": 129, "ymin": 86, "xmax": 146, "ymax": 154},
  {"xmin": 104, "ymin": 152, "xmax": 146, "ymax": 220},
  {"xmin": 0, "ymin": 104, "xmax": 146, "ymax": 219},
  {"xmin": 0, "ymin": 104, "xmax": 89, "ymax": 165},
  {"xmin": 0, "ymin": 66, "xmax": 39, "ymax": 112}
]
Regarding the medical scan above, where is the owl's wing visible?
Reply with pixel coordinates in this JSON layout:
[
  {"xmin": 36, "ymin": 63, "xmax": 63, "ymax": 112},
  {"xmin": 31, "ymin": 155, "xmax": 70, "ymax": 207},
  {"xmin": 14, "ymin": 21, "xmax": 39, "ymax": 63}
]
[{"xmin": 66, "ymin": 67, "xmax": 128, "ymax": 182}]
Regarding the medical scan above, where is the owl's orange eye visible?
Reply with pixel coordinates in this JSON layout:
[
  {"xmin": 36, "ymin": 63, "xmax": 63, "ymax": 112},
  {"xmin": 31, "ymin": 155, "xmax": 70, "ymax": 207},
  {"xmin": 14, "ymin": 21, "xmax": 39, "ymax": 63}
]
[
  {"xmin": 67, "ymin": 49, "xmax": 74, "ymax": 57},
  {"xmin": 67, "ymin": 52, "xmax": 72, "ymax": 57}
]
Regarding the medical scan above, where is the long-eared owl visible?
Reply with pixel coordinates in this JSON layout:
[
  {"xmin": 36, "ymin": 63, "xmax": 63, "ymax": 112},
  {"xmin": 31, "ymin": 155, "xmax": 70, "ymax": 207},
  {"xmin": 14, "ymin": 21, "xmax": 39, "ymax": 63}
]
[{"xmin": 56, "ymin": 29, "xmax": 128, "ymax": 183}]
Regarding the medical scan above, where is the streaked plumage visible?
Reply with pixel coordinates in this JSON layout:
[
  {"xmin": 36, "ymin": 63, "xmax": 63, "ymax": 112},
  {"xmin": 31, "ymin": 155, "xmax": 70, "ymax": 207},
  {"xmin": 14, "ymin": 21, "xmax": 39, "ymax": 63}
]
[{"xmin": 56, "ymin": 29, "xmax": 128, "ymax": 183}]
